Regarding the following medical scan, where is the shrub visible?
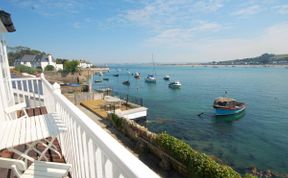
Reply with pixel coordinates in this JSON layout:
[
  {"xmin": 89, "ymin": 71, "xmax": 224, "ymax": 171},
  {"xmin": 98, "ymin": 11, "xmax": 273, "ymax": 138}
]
[
  {"xmin": 111, "ymin": 113, "xmax": 123, "ymax": 129},
  {"xmin": 15, "ymin": 65, "xmax": 37, "ymax": 75},
  {"xmin": 64, "ymin": 60, "xmax": 80, "ymax": 74},
  {"xmin": 44, "ymin": 65, "xmax": 55, "ymax": 71},
  {"xmin": 155, "ymin": 133, "xmax": 241, "ymax": 178}
]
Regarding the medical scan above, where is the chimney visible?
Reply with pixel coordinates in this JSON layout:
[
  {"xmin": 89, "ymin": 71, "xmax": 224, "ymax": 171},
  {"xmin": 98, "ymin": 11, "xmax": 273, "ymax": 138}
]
[{"xmin": 48, "ymin": 54, "xmax": 53, "ymax": 64}]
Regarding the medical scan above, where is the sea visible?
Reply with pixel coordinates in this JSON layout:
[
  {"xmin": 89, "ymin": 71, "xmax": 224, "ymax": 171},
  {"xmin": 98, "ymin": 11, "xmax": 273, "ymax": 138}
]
[{"xmin": 92, "ymin": 64, "xmax": 288, "ymax": 174}]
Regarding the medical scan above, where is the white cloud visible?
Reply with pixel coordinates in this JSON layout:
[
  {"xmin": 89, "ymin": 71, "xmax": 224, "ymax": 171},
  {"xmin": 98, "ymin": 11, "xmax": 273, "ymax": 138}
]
[
  {"xmin": 145, "ymin": 22, "xmax": 288, "ymax": 62},
  {"xmin": 232, "ymin": 5, "xmax": 262, "ymax": 17},
  {"xmin": 147, "ymin": 21, "xmax": 223, "ymax": 46},
  {"xmin": 120, "ymin": 0, "xmax": 225, "ymax": 30},
  {"xmin": 273, "ymin": 4, "xmax": 288, "ymax": 14}
]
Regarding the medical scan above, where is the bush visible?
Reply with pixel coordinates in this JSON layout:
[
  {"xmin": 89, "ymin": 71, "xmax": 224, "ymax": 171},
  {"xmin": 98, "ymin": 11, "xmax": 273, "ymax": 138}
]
[
  {"xmin": 64, "ymin": 60, "xmax": 80, "ymax": 74},
  {"xmin": 155, "ymin": 133, "xmax": 241, "ymax": 178},
  {"xmin": 111, "ymin": 114, "xmax": 123, "ymax": 129},
  {"xmin": 44, "ymin": 65, "xmax": 55, "ymax": 71},
  {"xmin": 15, "ymin": 65, "xmax": 37, "ymax": 75}
]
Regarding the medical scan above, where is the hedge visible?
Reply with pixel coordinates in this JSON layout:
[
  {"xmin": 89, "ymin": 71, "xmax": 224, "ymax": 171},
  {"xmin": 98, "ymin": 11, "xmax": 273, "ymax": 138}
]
[
  {"xmin": 15, "ymin": 65, "xmax": 40, "ymax": 75},
  {"xmin": 155, "ymin": 133, "xmax": 241, "ymax": 178}
]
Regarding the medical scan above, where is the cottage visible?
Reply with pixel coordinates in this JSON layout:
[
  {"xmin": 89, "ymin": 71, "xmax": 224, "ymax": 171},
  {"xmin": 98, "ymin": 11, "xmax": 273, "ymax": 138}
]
[{"xmin": 14, "ymin": 54, "xmax": 63, "ymax": 71}]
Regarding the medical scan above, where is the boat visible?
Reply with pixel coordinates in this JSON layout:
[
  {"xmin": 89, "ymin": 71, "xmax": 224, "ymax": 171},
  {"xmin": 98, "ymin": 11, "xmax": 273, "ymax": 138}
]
[
  {"xmin": 94, "ymin": 80, "xmax": 102, "ymax": 83},
  {"xmin": 103, "ymin": 78, "xmax": 109, "ymax": 81},
  {"xmin": 69, "ymin": 83, "xmax": 80, "ymax": 87},
  {"xmin": 213, "ymin": 97, "xmax": 246, "ymax": 116},
  {"xmin": 168, "ymin": 81, "xmax": 181, "ymax": 89},
  {"xmin": 113, "ymin": 74, "xmax": 119, "ymax": 77},
  {"xmin": 98, "ymin": 72, "xmax": 103, "ymax": 76},
  {"xmin": 134, "ymin": 72, "xmax": 140, "ymax": 79},
  {"xmin": 145, "ymin": 54, "xmax": 157, "ymax": 83},
  {"xmin": 145, "ymin": 74, "xmax": 156, "ymax": 83},
  {"xmin": 122, "ymin": 80, "xmax": 130, "ymax": 86},
  {"xmin": 163, "ymin": 75, "xmax": 170, "ymax": 80}
]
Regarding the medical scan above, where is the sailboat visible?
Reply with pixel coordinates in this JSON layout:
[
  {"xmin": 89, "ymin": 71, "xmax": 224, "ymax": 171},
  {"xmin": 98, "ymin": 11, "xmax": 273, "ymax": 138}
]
[
  {"xmin": 145, "ymin": 54, "xmax": 157, "ymax": 83},
  {"xmin": 134, "ymin": 72, "xmax": 140, "ymax": 79},
  {"xmin": 122, "ymin": 71, "xmax": 131, "ymax": 86}
]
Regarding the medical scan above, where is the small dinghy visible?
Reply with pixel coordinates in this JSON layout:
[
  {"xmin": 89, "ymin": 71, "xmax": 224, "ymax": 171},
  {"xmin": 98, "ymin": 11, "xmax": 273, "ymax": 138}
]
[
  {"xmin": 163, "ymin": 75, "xmax": 170, "ymax": 80},
  {"xmin": 113, "ymin": 74, "xmax": 119, "ymax": 77},
  {"xmin": 122, "ymin": 80, "xmax": 130, "ymax": 86},
  {"xmin": 103, "ymin": 78, "xmax": 109, "ymax": 81}
]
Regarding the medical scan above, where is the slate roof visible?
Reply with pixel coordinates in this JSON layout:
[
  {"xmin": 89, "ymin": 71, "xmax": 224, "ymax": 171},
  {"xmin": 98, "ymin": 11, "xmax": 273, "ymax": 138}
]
[
  {"xmin": 19, "ymin": 54, "xmax": 37, "ymax": 62},
  {"xmin": 0, "ymin": 10, "xmax": 15, "ymax": 32},
  {"xmin": 17, "ymin": 54, "xmax": 55, "ymax": 63}
]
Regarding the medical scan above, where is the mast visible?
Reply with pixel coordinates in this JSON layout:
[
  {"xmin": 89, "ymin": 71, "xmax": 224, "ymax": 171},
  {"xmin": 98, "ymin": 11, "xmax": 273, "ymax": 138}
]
[{"xmin": 152, "ymin": 53, "xmax": 156, "ymax": 76}]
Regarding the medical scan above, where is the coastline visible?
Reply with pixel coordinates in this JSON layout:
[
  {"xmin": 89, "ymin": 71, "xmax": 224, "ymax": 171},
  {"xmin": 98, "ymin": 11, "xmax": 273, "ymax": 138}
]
[{"xmin": 158, "ymin": 64, "xmax": 288, "ymax": 68}]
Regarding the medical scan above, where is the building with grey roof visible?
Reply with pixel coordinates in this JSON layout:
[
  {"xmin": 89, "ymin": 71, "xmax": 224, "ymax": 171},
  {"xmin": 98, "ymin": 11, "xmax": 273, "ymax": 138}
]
[{"xmin": 14, "ymin": 54, "xmax": 63, "ymax": 71}]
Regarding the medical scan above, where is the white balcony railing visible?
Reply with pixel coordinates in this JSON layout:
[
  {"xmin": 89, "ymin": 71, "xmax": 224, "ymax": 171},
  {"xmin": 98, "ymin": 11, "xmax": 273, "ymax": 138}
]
[
  {"xmin": 11, "ymin": 77, "xmax": 44, "ymax": 108},
  {"xmin": 10, "ymin": 75, "xmax": 159, "ymax": 178}
]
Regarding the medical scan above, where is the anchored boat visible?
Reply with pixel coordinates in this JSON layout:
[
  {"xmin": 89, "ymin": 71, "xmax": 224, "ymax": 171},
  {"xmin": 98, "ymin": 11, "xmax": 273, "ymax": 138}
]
[
  {"xmin": 94, "ymin": 80, "xmax": 102, "ymax": 83},
  {"xmin": 145, "ymin": 74, "xmax": 156, "ymax": 83},
  {"xmin": 168, "ymin": 81, "xmax": 181, "ymax": 89},
  {"xmin": 134, "ymin": 72, "xmax": 140, "ymax": 79},
  {"xmin": 213, "ymin": 97, "xmax": 246, "ymax": 116},
  {"xmin": 113, "ymin": 74, "xmax": 119, "ymax": 77},
  {"xmin": 122, "ymin": 80, "xmax": 130, "ymax": 86},
  {"xmin": 163, "ymin": 75, "xmax": 170, "ymax": 80}
]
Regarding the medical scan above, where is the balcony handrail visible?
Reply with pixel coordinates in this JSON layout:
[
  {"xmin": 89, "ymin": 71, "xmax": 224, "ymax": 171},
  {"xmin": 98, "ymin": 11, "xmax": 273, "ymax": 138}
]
[
  {"xmin": 11, "ymin": 77, "xmax": 39, "ymax": 81},
  {"xmin": 41, "ymin": 75, "xmax": 159, "ymax": 178}
]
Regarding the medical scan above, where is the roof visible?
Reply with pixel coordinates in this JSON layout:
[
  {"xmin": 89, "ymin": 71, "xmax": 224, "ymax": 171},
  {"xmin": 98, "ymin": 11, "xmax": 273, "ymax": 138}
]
[
  {"xmin": 0, "ymin": 10, "xmax": 15, "ymax": 32},
  {"xmin": 17, "ymin": 54, "xmax": 55, "ymax": 63},
  {"xmin": 20, "ymin": 55, "xmax": 37, "ymax": 62}
]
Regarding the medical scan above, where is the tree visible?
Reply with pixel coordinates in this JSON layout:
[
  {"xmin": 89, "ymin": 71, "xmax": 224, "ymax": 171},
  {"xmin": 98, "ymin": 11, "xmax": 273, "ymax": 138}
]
[
  {"xmin": 56, "ymin": 58, "xmax": 68, "ymax": 64},
  {"xmin": 44, "ymin": 65, "xmax": 55, "ymax": 71},
  {"xmin": 64, "ymin": 60, "xmax": 80, "ymax": 74}
]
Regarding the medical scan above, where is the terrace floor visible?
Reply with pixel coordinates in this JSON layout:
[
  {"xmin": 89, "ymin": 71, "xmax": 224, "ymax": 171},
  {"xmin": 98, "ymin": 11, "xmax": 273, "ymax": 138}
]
[
  {"xmin": 0, "ymin": 107, "xmax": 68, "ymax": 178},
  {"xmin": 80, "ymin": 99, "xmax": 134, "ymax": 119}
]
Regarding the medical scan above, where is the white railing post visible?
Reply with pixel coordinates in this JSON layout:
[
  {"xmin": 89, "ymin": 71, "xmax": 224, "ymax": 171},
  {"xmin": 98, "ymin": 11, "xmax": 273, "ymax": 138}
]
[{"xmin": 52, "ymin": 82, "xmax": 61, "ymax": 94}]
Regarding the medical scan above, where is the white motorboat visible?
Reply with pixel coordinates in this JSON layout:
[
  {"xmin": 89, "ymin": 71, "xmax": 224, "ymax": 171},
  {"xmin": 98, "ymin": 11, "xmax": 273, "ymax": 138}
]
[{"xmin": 168, "ymin": 81, "xmax": 181, "ymax": 89}]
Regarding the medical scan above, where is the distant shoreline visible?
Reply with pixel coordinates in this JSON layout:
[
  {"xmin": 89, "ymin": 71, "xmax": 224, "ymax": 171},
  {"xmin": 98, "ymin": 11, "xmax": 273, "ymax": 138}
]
[{"xmin": 158, "ymin": 64, "xmax": 288, "ymax": 68}]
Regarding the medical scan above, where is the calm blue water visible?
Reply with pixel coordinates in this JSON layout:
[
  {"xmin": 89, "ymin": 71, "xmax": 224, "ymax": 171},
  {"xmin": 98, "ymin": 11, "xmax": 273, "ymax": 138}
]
[{"xmin": 93, "ymin": 65, "xmax": 288, "ymax": 174}]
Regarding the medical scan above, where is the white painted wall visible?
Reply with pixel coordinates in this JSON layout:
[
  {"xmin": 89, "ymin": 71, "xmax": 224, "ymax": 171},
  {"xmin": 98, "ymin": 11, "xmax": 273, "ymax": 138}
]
[
  {"xmin": 79, "ymin": 62, "xmax": 93, "ymax": 68},
  {"xmin": 55, "ymin": 64, "xmax": 63, "ymax": 70}
]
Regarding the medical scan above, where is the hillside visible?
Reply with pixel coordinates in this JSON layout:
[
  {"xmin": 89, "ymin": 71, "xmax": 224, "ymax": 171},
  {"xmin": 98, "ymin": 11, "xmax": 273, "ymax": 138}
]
[{"xmin": 213, "ymin": 53, "xmax": 288, "ymax": 65}]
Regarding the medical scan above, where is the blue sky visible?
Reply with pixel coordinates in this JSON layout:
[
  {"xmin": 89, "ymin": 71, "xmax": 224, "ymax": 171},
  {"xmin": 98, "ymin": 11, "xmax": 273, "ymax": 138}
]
[{"xmin": 1, "ymin": 0, "xmax": 288, "ymax": 63}]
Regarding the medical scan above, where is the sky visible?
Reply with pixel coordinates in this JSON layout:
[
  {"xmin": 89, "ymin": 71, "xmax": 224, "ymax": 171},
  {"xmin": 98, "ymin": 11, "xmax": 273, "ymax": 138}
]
[{"xmin": 1, "ymin": 0, "xmax": 288, "ymax": 63}]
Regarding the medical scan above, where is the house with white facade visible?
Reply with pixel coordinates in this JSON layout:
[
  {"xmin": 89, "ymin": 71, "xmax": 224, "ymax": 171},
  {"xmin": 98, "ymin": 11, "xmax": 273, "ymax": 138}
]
[
  {"xmin": 14, "ymin": 54, "xmax": 63, "ymax": 71},
  {"xmin": 78, "ymin": 60, "xmax": 93, "ymax": 68}
]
